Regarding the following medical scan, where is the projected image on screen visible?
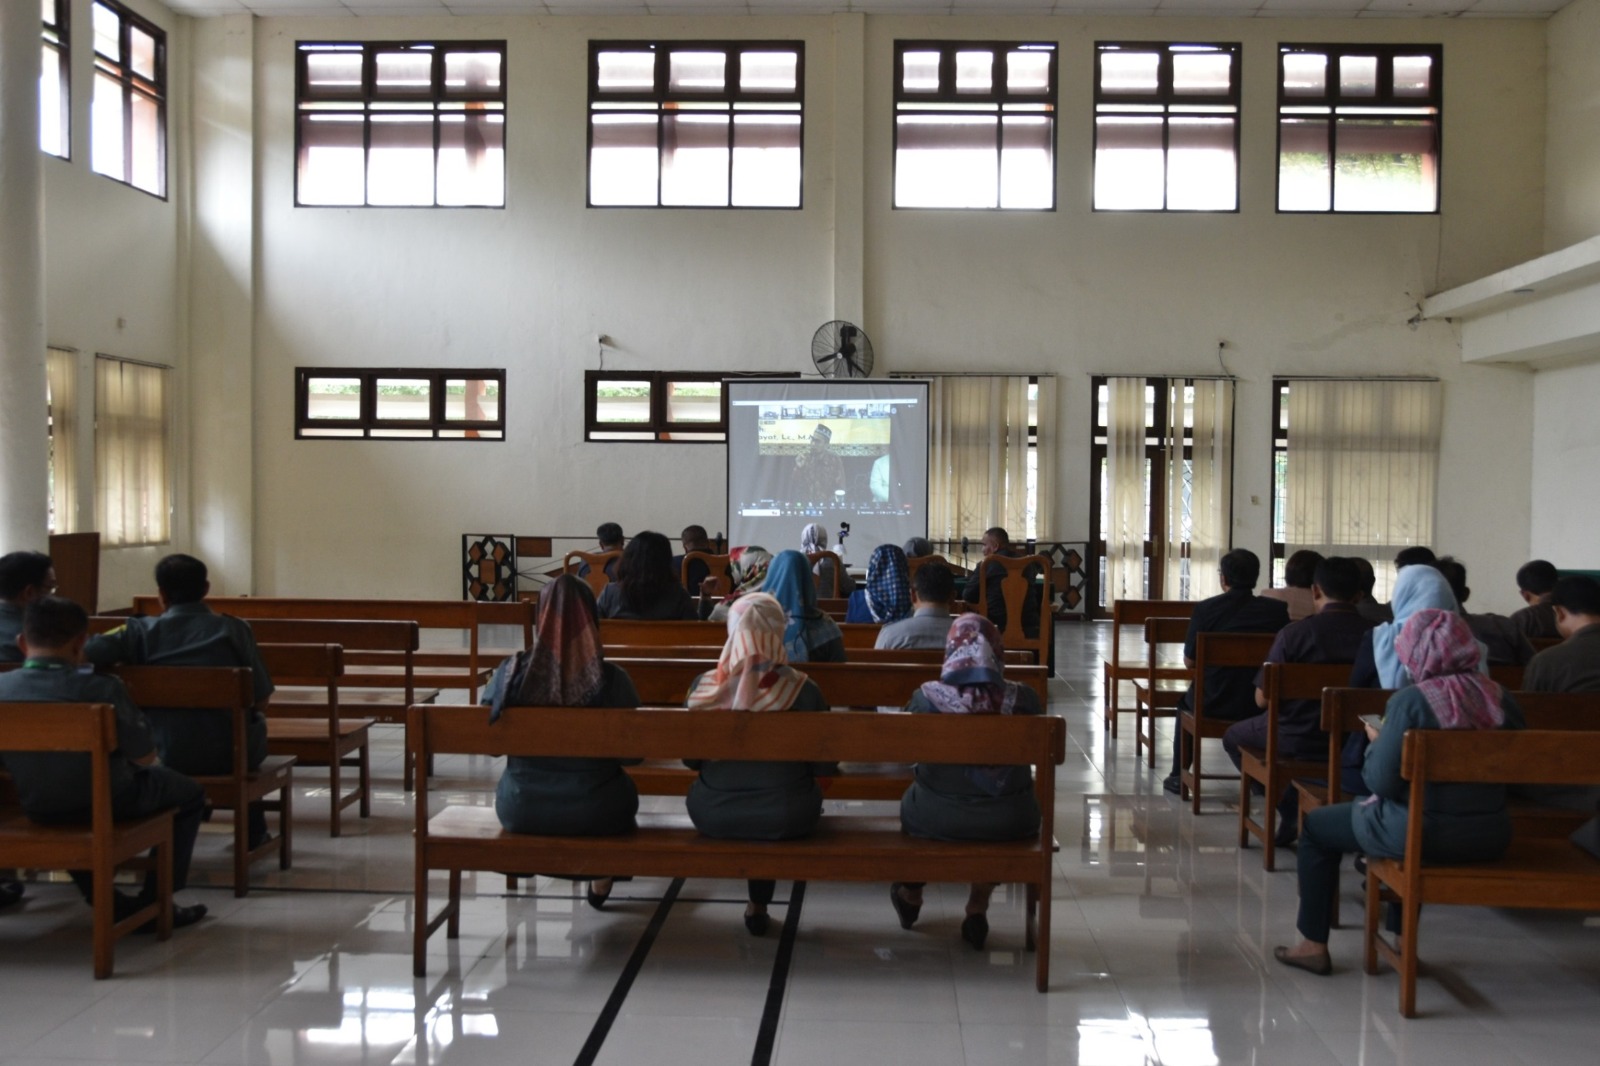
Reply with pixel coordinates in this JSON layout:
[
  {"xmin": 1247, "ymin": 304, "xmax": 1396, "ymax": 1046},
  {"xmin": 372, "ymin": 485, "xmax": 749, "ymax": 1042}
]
[{"xmin": 728, "ymin": 381, "xmax": 929, "ymax": 563}]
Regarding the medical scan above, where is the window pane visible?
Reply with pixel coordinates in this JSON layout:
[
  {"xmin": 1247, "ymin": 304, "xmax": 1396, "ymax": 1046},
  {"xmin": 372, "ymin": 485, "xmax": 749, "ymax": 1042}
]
[
  {"xmin": 306, "ymin": 377, "xmax": 361, "ymax": 421},
  {"xmin": 374, "ymin": 50, "xmax": 433, "ymax": 96},
  {"xmin": 1282, "ymin": 53, "xmax": 1326, "ymax": 97},
  {"xmin": 902, "ymin": 50, "xmax": 939, "ymax": 93},
  {"xmin": 598, "ymin": 51, "xmax": 655, "ymax": 92},
  {"xmin": 1333, "ymin": 118, "xmax": 1437, "ymax": 212},
  {"xmin": 370, "ymin": 428, "xmax": 433, "ymax": 439},
  {"xmin": 443, "ymin": 50, "xmax": 502, "ymax": 95},
  {"xmin": 590, "ymin": 114, "xmax": 659, "ymax": 206},
  {"xmin": 741, "ymin": 51, "xmax": 796, "ymax": 93},
  {"xmin": 1278, "ymin": 117, "xmax": 1330, "ymax": 211},
  {"xmin": 595, "ymin": 380, "xmax": 652, "ymax": 424},
  {"xmin": 661, "ymin": 114, "xmax": 729, "ymax": 206},
  {"xmin": 130, "ymin": 92, "xmax": 161, "ymax": 194},
  {"xmin": 1000, "ymin": 115, "xmax": 1052, "ymax": 209},
  {"xmin": 130, "ymin": 26, "xmax": 157, "ymax": 80},
  {"xmin": 301, "ymin": 428, "xmax": 364, "ymax": 438},
  {"xmin": 93, "ymin": 3, "xmax": 119, "ymax": 59},
  {"xmin": 375, "ymin": 379, "xmax": 430, "ymax": 421},
  {"xmin": 40, "ymin": 46, "xmax": 65, "ymax": 157},
  {"xmin": 1172, "ymin": 52, "xmax": 1231, "ymax": 96},
  {"xmin": 1392, "ymin": 54, "xmax": 1433, "ymax": 98},
  {"xmin": 1006, "ymin": 50, "xmax": 1050, "ymax": 94},
  {"xmin": 298, "ymin": 114, "xmax": 365, "ymax": 205},
  {"xmin": 732, "ymin": 114, "xmax": 800, "ymax": 207},
  {"xmin": 1094, "ymin": 116, "xmax": 1163, "ymax": 210},
  {"xmin": 43, "ymin": 0, "xmax": 55, "ymax": 21},
  {"xmin": 1166, "ymin": 117, "xmax": 1235, "ymax": 211},
  {"xmin": 1339, "ymin": 55, "xmax": 1378, "ymax": 97},
  {"xmin": 437, "ymin": 113, "xmax": 505, "ymax": 207},
  {"xmin": 1100, "ymin": 51, "xmax": 1159, "ymax": 95},
  {"xmin": 669, "ymin": 51, "xmax": 725, "ymax": 93},
  {"xmin": 666, "ymin": 381, "xmax": 721, "ymax": 424},
  {"xmin": 895, "ymin": 114, "xmax": 998, "ymax": 208},
  {"xmin": 305, "ymin": 50, "xmax": 363, "ymax": 96},
  {"xmin": 955, "ymin": 50, "xmax": 992, "ymax": 93},
  {"xmin": 91, "ymin": 70, "xmax": 124, "ymax": 179},
  {"xmin": 367, "ymin": 115, "xmax": 434, "ymax": 206},
  {"xmin": 444, "ymin": 378, "xmax": 500, "ymax": 422}
]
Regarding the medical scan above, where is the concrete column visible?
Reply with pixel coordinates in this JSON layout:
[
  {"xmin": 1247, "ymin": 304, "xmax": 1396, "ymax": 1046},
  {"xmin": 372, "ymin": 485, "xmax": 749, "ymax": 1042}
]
[
  {"xmin": 831, "ymin": 14, "xmax": 866, "ymax": 328},
  {"xmin": 0, "ymin": 4, "xmax": 49, "ymax": 553}
]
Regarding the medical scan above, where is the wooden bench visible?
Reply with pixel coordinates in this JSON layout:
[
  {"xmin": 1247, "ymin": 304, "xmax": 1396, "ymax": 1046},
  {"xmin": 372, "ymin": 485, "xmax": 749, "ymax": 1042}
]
[
  {"xmin": 1134, "ymin": 617, "xmax": 1191, "ymax": 769},
  {"xmin": 411, "ymin": 704, "xmax": 1065, "ymax": 989},
  {"xmin": 107, "ymin": 666, "xmax": 294, "ymax": 897},
  {"xmin": 1364, "ymin": 729, "xmax": 1600, "ymax": 1017},
  {"xmin": 602, "ymin": 644, "xmax": 1034, "ymax": 667},
  {"xmin": 611, "ymin": 657, "xmax": 1050, "ymax": 705},
  {"xmin": 600, "ymin": 618, "xmax": 885, "ymax": 651},
  {"xmin": 0, "ymin": 703, "xmax": 176, "ymax": 978},
  {"xmin": 256, "ymin": 643, "xmax": 371, "ymax": 837},
  {"xmin": 1178, "ymin": 631, "xmax": 1277, "ymax": 814},
  {"xmin": 1101, "ymin": 599, "xmax": 1196, "ymax": 739}
]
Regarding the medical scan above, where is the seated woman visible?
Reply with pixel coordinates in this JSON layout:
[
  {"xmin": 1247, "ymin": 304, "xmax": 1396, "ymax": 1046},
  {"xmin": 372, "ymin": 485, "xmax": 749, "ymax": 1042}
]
[
  {"xmin": 845, "ymin": 544, "xmax": 913, "ymax": 625},
  {"xmin": 889, "ymin": 614, "xmax": 1042, "ymax": 951},
  {"xmin": 1275, "ymin": 608, "xmax": 1524, "ymax": 975},
  {"xmin": 764, "ymin": 550, "xmax": 847, "ymax": 663},
  {"xmin": 705, "ymin": 547, "xmax": 772, "ymax": 624},
  {"xmin": 596, "ymin": 530, "xmax": 698, "ymax": 620},
  {"xmin": 483, "ymin": 575, "xmax": 640, "ymax": 908},
  {"xmin": 801, "ymin": 522, "xmax": 855, "ymax": 596},
  {"xmin": 685, "ymin": 594, "xmax": 829, "ymax": 935}
]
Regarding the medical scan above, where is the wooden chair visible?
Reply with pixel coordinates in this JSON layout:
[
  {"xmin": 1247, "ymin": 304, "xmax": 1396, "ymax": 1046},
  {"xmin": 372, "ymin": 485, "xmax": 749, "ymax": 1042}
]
[
  {"xmin": 972, "ymin": 553, "xmax": 1054, "ymax": 670},
  {"xmin": 1488, "ymin": 663, "xmax": 1524, "ymax": 689},
  {"xmin": 907, "ymin": 554, "xmax": 963, "ymax": 578},
  {"xmin": 1134, "ymin": 617, "xmax": 1191, "ymax": 768},
  {"xmin": 1179, "ymin": 631, "xmax": 1277, "ymax": 814},
  {"xmin": 1238, "ymin": 662, "xmax": 1354, "ymax": 871},
  {"xmin": 563, "ymin": 551, "xmax": 621, "ymax": 597},
  {"xmin": 108, "ymin": 666, "xmax": 295, "ymax": 897},
  {"xmin": 682, "ymin": 551, "xmax": 734, "ymax": 595},
  {"xmin": 807, "ymin": 550, "xmax": 845, "ymax": 597},
  {"xmin": 1102, "ymin": 599, "xmax": 1196, "ymax": 739},
  {"xmin": 257, "ymin": 643, "xmax": 371, "ymax": 838},
  {"xmin": 1529, "ymin": 636, "xmax": 1562, "ymax": 654},
  {"xmin": 0, "ymin": 703, "xmax": 175, "ymax": 978}
]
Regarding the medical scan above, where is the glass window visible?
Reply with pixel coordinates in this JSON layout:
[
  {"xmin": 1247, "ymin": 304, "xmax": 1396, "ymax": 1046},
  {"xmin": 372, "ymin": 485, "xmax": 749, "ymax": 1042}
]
[
  {"xmin": 894, "ymin": 41, "xmax": 1056, "ymax": 211},
  {"xmin": 1277, "ymin": 44, "xmax": 1442, "ymax": 214},
  {"xmin": 95, "ymin": 356, "xmax": 171, "ymax": 546},
  {"xmin": 41, "ymin": 0, "xmax": 69, "ymax": 159},
  {"xmin": 296, "ymin": 369, "xmax": 505, "ymax": 441},
  {"xmin": 296, "ymin": 41, "xmax": 506, "ymax": 208},
  {"xmin": 585, "ymin": 372, "xmax": 794, "ymax": 443},
  {"xmin": 589, "ymin": 42, "xmax": 804, "ymax": 209},
  {"xmin": 90, "ymin": 1, "xmax": 164, "ymax": 196},
  {"xmin": 1094, "ymin": 42, "xmax": 1240, "ymax": 212}
]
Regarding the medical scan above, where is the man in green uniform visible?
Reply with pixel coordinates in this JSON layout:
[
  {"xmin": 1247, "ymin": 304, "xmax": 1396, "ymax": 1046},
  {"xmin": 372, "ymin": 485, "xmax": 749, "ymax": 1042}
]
[
  {"xmin": 0, "ymin": 596, "xmax": 207, "ymax": 927},
  {"xmin": 0, "ymin": 550, "xmax": 56, "ymax": 664}
]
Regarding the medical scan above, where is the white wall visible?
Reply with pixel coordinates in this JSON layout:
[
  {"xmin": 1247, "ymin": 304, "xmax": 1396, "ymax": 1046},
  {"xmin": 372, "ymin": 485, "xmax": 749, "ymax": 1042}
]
[
  {"xmin": 1546, "ymin": 0, "xmax": 1600, "ymax": 251},
  {"xmin": 1532, "ymin": 361, "xmax": 1600, "ymax": 566}
]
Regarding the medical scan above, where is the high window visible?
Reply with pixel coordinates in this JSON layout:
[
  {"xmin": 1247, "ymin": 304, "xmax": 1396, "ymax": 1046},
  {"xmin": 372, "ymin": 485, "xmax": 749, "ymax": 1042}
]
[
  {"xmin": 296, "ymin": 41, "xmax": 506, "ymax": 207},
  {"xmin": 41, "ymin": 0, "xmax": 69, "ymax": 158},
  {"xmin": 296, "ymin": 369, "xmax": 505, "ymax": 440},
  {"xmin": 96, "ymin": 356, "xmax": 170, "ymax": 546},
  {"xmin": 1094, "ymin": 42, "xmax": 1239, "ymax": 212},
  {"xmin": 1277, "ymin": 44, "xmax": 1441, "ymax": 213},
  {"xmin": 894, "ymin": 41, "xmax": 1056, "ymax": 210},
  {"xmin": 585, "ymin": 372, "xmax": 795, "ymax": 442},
  {"xmin": 91, "ymin": 0, "xmax": 165, "ymax": 196},
  {"xmin": 588, "ymin": 41, "xmax": 804, "ymax": 208}
]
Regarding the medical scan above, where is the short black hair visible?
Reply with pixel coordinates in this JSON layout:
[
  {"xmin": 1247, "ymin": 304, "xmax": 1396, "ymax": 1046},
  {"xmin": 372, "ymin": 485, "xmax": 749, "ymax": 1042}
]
[
  {"xmin": 1219, "ymin": 548, "xmax": 1261, "ymax": 591},
  {"xmin": 22, "ymin": 595, "xmax": 87, "ymax": 649},
  {"xmin": 1283, "ymin": 550, "xmax": 1325, "ymax": 590},
  {"xmin": 154, "ymin": 554, "xmax": 209, "ymax": 605},
  {"xmin": 1435, "ymin": 556, "xmax": 1470, "ymax": 606},
  {"xmin": 1550, "ymin": 575, "xmax": 1600, "ymax": 617},
  {"xmin": 0, "ymin": 551, "xmax": 53, "ymax": 601},
  {"xmin": 1351, "ymin": 556, "xmax": 1378, "ymax": 596},
  {"xmin": 1394, "ymin": 546, "xmax": 1438, "ymax": 570},
  {"xmin": 903, "ymin": 537, "xmax": 935, "ymax": 559},
  {"xmin": 596, "ymin": 522, "xmax": 624, "ymax": 549},
  {"xmin": 1312, "ymin": 557, "xmax": 1361, "ymax": 604},
  {"xmin": 1516, "ymin": 559, "xmax": 1559, "ymax": 597},
  {"xmin": 912, "ymin": 561, "xmax": 956, "ymax": 604},
  {"xmin": 984, "ymin": 527, "xmax": 1011, "ymax": 548},
  {"xmin": 681, "ymin": 525, "xmax": 708, "ymax": 547}
]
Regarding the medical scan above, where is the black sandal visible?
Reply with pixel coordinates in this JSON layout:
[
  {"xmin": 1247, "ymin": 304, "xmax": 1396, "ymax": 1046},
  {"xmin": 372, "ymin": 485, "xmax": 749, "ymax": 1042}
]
[
  {"xmin": 889, "ymin": 883, "xmax": 921, "ymax": 930},
  {"xmin": 585, "ymin": 879, "xmax": 612, "ymax": 911},
  {"xmin": 1273, "ymin": 945, "xmax": 1332, "ymax": 976}
]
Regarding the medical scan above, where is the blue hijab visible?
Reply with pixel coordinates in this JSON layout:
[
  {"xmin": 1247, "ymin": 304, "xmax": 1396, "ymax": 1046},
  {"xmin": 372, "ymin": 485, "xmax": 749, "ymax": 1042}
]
[
  {"xmin": 1374, "ymin": 565, "xmax": 1460, "ymax": 688},
  {"xmin": 764, "ymin": 550, "xmax": 821, "ymax": 659}
]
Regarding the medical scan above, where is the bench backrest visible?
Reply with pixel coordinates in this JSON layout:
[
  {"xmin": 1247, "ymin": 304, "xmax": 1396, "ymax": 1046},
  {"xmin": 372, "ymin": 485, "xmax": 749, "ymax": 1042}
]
[
  {"xmin": 0, "ymin": 702, "xmax": 119, "ymax": 862},
  {"xmin": 104, "ymin": 666, "xmax": 255, "ymax": 781},
  {"xmin": 1191, "ymin": 631, "xmax": 1278, "ymax": 719},
  {"xmin": 599, "ymin": 618, "xmax": 884, "ymax": 650},
  {"xmin": 806, "ymin": 551, "xmax": 845, "ymax": 598},
  {"xmin": 1261, "ymin": 662, "xmax": 1359, "ymax": 761},
  {"xmin": 683, "ymin": 552, "xmax": 734, "ymax": 595},
  {"xmin": 245, "ymin": 618, "xmax": 418, "ymax": 653},
  {"xmin": 1110, "ymin": 599, "xmax": 1197, "ymax": 663},
  {"xmin": 1402, "ymin": 728, "xmax": 1600, "ymax": 787},
  {"xmin": 563, "ymin": 551, "xmax": 620, "ymax": 596},
  {"xmin": 609, "ymin": 658, "xmax": 1050, "ymax": 706},
  {"xmin": 600, "ymin": 645, "xmax": 1033, "ymax": 666},
  {"xmin": 256, "ymin": 645, "xmax": 344, "ymax": 723}
]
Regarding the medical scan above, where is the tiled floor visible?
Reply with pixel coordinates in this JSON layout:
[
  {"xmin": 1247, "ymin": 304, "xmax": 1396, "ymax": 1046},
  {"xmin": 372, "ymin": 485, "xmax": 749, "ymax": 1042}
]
[{"xmin": 2, "ymin": 623, "xmax": 1597, "ymax": 1065}]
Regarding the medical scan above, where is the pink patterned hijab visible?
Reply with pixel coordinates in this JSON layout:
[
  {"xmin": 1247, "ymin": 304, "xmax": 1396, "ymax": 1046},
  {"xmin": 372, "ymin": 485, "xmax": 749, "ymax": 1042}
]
[
  {"xmin": 1396, "ymin": 607, "xmax": 1505, "ymax": 730},
  {"xmin": 918, "ymin": 613, "xmax": 1021, "ymax": 717},
  {"xmin": 686, "ymin": 593, "xmax": 809, "ymax": 712}
]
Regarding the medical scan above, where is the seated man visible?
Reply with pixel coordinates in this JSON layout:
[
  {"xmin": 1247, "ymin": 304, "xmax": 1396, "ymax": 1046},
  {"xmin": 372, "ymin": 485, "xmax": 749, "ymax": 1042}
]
[
  {"xmin": 1163, "ymin": 548, "xmax": 1291, "ymax": 795},
  {"xmin": 576, "ymin": 522, "xmax": 624, "ymax": 581},
  {"xmin": 673, "ymin": 524, "xmax": 714, "ymax": 593},
  {"xmin": 960, "ymin": 526, "xmax": 1042, "ymax": 639},
  {"xmin": 876, "ymin": 563, "xmax": 958, "ymax": 651},
  {"xmin": 1350, "ymin": 556, "xmax": 1392, "ymax": 626},
  {"xmin": 1221, "ymin": 556, "xmax": 1375, "ymax": 841},
  {"xmin": 0, "ymin": 550, "xmax": 56, "ymax": 664},
  {"xmin": 1525, "ymin": 575, "xmax": 1600, "ymax": 692},
  {"xmin": 1436, "ymin": 555, "xmax": 1534, "ymax": 666},
  {"xmin": 0, "ymin": 596, "xmax": 207, "ymax": 927},
  {"xmin": 1510, "ymin": 559, "xmax": 1562, "ymax": 641},
  {"xmin": 86, "ymin": 554, "xmax": 275, "ymax": 847}
]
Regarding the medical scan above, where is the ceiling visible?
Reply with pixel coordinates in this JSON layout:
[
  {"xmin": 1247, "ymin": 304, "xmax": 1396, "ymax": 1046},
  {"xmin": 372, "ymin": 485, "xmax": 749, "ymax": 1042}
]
[{"xmin": 162, "ymin": 0, "xmax": 1569, "ymax": 21}]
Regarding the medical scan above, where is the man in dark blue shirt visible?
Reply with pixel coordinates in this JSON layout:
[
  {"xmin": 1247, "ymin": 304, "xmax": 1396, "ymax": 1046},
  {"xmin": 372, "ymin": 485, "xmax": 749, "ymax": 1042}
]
[{"xmin": 0, "ymin": 550, "xmax": 56, "ymax": 665}]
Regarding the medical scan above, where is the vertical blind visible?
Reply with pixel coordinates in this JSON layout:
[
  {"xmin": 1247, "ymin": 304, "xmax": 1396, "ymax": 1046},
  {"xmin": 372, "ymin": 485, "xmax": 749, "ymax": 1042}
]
[
  {"xmin": 95, "ymin": 356, "xmax": 171, "ymax": 547},
  {"xmin": 926, "ymin": 375, "xmax": 1047, "ymax": 544},
  {"xmin": 1166, "ymin": 378, "xmax": 1232, "ymax": 601},
  {"xmin": 47, "ymin": 348, "xmax": 78, "ymax": 535}
]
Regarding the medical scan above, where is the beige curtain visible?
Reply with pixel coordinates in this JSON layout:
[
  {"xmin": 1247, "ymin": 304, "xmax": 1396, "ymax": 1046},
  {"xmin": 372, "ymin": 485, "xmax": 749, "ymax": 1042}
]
[
  {"xmin": 927, "ymin": 375, "xmax": 1034, "ymax": 544},
  {"xmin": 1285, "ymin": 379, "xmax": 1441, "ymax": 602},
  {"xmin": 1104, "ymin": 377, "xmax": 1147, "ymax": 603},
  {"xmin": 96, "ymin": 357, "xmax": 172, "ymax": 546},
  {"xmin": 1165, "ymin": 379, "xmax": 1233, "ymax": 601},
  {"xmin": 47, "ymin": 348, "xmax": 78, "ymax": 534},
  {"xmin": 1031, "ymin": 375, "xmax": 1057, "ymax": 541}
]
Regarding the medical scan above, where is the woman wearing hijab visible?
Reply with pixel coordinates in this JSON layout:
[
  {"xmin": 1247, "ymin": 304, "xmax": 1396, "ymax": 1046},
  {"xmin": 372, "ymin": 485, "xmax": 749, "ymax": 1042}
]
[
  {"xmin": 483, "ymin": 575, "xmax": 641, "ymax": 908},
  {"xmin": 763, "ymin": 550, "xmax": 847, "ymax": 663},
  {"xmin": 845, "ymin": 544, "xmax": 914, "ymax": 625},
  {"xmin": 888, "ymin": 614, "xmax": 1043, "ymax": 951},
  {"xmin": 800, "ymin": 522, "xmax": 855, "ymax": 596},
  {"xmin": 685, "ymin": 593, "xmax": 830, "ymax": 935},
  {"xmin": 596, "ymin": 530, "xmax": 698, "ymax": 620},
  {"xmin": 1274, "ymin": 609, "xmax": 1524, "ymax": 975},
  {"xmin": 705, "ymin": 547, "xmax": 773, "ymax": 624}
]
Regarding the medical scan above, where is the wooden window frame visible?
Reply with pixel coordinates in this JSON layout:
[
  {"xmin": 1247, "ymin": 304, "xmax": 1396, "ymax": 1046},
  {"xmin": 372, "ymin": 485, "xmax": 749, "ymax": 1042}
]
[
  {"xmin": 586, "ymin": 39, "xmax": 806, "ymax": 210},
  {"xmin": 295, "ymin": 367, "xmax": 506, "ymax": 441},
  {"xmin": 42, "ymin": 0, "xmax": 70, "ymax": 160},
  {"xmin": 584, "ymin": 371, "xmax": 798, "ymax": 443},
  {"xmin": 1092, "ymin": 41, "xmax": 1241, "ymax": 213},
  {"xmin": 294, "ymin": 40, "xmax": 508, "ymax": 209},
  {"xmin": 92, "ymin": 0, "xmax": 166, "ymax": 198}
]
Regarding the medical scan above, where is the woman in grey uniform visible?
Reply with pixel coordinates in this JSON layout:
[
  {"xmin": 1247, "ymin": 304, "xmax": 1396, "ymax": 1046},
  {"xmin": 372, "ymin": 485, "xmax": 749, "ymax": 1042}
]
[
  {"xmin": 685, "ymin": 593, "xmax": 828, "ymax": 935},
  {"xmin": 889, "ymin": 613, "xmax": 1042, "ymax": 951}
]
